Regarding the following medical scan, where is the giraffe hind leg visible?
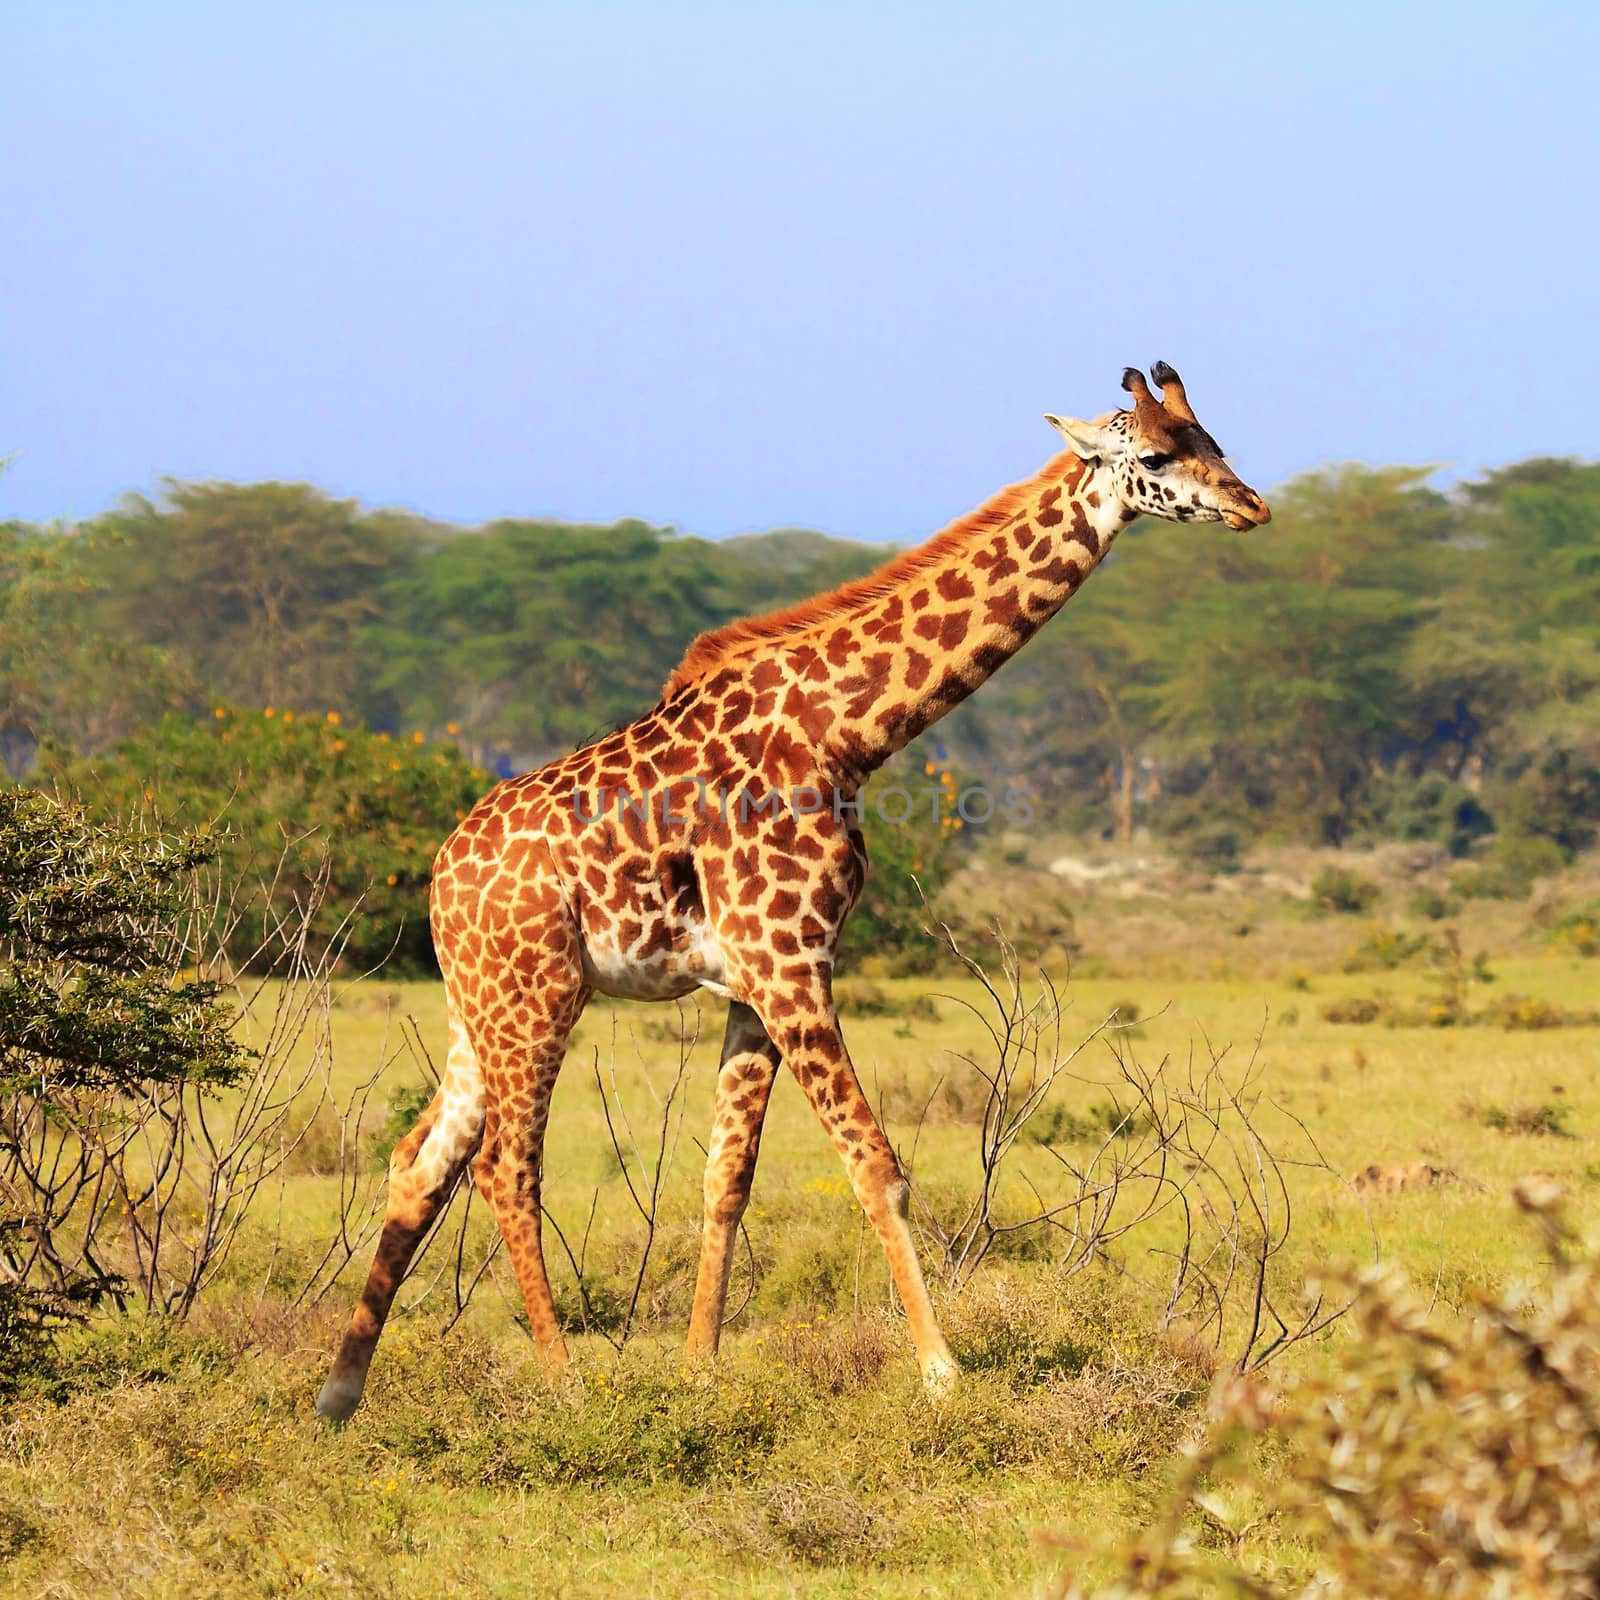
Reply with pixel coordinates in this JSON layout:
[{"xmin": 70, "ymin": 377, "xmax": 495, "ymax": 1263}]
[
  {"xmin": 316, "ymin": 1009, "xmax": 486, "ymax": 1422},
  {"xmin": 686, "ymin": 1001, "xmax": 781, "ymax": 1359},
  {"xmin": 469, "ymin": 972, "xmax": 588, "ymax": 1369}
]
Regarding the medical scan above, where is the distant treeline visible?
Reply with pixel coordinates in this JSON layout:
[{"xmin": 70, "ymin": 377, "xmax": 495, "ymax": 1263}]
[{"xmin": 4, "ymin": 457, "xmax": 1599, "ymax": 863}]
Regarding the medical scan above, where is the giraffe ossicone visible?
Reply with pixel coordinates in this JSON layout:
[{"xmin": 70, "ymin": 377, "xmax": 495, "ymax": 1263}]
[{"xmin": 316, "ymin": 364, "xmax": 1270, "ymax": 1423}]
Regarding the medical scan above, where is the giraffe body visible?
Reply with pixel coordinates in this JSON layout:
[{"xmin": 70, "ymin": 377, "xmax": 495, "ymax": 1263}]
[{"xmin": 318, "ymin": 365, "xmax": 1270, "ymax": 1421}]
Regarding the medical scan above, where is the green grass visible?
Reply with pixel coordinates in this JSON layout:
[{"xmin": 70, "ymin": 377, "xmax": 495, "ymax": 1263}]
[{"xmin": 5, "ymin": 890, "xmax": 1600, "ymax": 1597}]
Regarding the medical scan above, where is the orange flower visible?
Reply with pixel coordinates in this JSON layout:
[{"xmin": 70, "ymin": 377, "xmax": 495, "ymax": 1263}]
[
  {"xmin": 386, "ymin": 874, "xmax": 398, "ymax": 886},
  {"xmin": 326, "ymin": 711, "xmax": 341, "ymax": 725},
  {"xmin": 389, "ymin": 760, "xmax": 401, "ymax": 771},
  {"xmin": 411, "ymin": 731, "xmax": 425, "ymax": 745},
  {"xmin": 332, "ymin": 738, "xmax": 347, "ymax": 753},
  {"xmin": 263, "ymin": 707, "xmax": 276, "ymax": 718},
  {"xmin": 446, "ymin": 722, "xmax": 460, "ymax": 736},
  {"xmin": 212, "ymin": 707, "xmax": 227, "ymax": 719}
]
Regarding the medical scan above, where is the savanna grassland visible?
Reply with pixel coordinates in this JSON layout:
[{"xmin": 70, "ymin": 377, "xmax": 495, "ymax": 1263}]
[{"xmin": 5, "ymin": 847, "xmax": 1599, "ymax": 1600}]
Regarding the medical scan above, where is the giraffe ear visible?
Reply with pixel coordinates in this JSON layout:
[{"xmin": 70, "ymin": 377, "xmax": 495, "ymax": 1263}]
[{"xmin": 1045, "ymin": 414, "xmax": 1114, "ymax": 463}]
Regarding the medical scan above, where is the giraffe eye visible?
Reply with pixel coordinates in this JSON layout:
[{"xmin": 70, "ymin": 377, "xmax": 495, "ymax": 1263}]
[{"xmin": 1138, "ymin": 453, "xmax": 1171, "ymax": 471}]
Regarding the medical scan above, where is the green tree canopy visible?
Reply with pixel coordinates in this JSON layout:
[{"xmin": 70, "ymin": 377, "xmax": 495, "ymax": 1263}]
[{"xmin": 90, "ymin": 480, "xmax": 419, "ymax": 714}]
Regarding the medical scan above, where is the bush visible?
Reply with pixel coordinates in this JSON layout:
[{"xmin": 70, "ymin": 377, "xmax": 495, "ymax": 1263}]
[
  {"xmin": 0, "ymin": 789, "xmax": 242, "ymax": 1098},
  {"xmin": 1176, "ymin": 823, "xmax": 1244, "ymax": 876},
  {"xmin": 1468, "ymin": 1099, "xmax": 1573, "ymax": 1137},
  {"xmin": 1028, "ymin": 1098, "xmax": 1157, "ymax": 1145},
  {"xmin": 1452, "ymin": 833, "xmax": 1568, "ymax": 900},
  {"xmin": 832, "ymin": 979, "xmax": 940, "ymax": 1021},
  {"xmin": 1309, "ymin": 866, "xmax": 1382, "ymax": 914},
  {"xmin": 1550, "ymin": 904, "xmax": 1600, "ymax": 957},
  {"xmin": 38, "ymin": 706, "xmax": 488, "ymax": 972},
  {"xmin": 839, "ymin": 751, "xmax": 972, "ymax": 974},
  {"xmin": 1407, "ymin": 885, "xmax": 1460, "ymax": 921},
  {"xmin": 371, "ymin": 1081, "xmax": 433, "ymax": 1168},
  {"xmin": 1320, "ymin": 995, "xmax": 1383, "ymax": 1024},
  {"xmin": 0, "ymin": 789, "xmax": 246, "ymax": 1391},
  {"xmin": 1341, "ymin": 926, "xmax": 1428, "ymax": 971}
]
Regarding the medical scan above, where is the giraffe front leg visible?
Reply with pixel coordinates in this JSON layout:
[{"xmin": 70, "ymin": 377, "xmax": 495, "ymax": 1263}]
[
  {"xmin": 749, "ymin": 976, "xmax": 958, "ymax": 1394},
  {"xmin": 686, "ymin": 1001, "xmax": 781, "ymax": 1360}
]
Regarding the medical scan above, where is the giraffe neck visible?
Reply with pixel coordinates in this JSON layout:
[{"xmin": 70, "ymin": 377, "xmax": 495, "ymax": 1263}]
[{"xmin": 804, "ymin": 453, "xmax": 1135, "ymax": 783}]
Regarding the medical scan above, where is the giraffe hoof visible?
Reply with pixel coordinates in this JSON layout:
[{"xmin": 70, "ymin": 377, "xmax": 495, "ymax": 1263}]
[
  {"xmin": 315, "ymin": 1375, "xmax": 364, "ymax": 1424},
  {"xmin": 921, "ymin": 1353, "xmax": 960, "ymax": 1398}
]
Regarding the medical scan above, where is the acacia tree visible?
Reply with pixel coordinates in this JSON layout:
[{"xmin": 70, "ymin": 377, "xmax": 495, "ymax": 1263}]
[
  {"xmin": 1410, "ymin": 460, "xmax": 1600, "ymax": 852},
  {"xmin": 963, "ymin": 529, "xmax": 1175, "ymax": 843},
  {"xmin": 1142, "ymin": 467, "xmax": 1450, "ymax": 844},
  {"xmin": 0, "ymin": 520, "xmax": 186, "ymax": 773},
  {"xmin": 368, "ymin": 519, "xmax": 717, "ymax": 760},
  {"xmin": 89, "ymin": 480, "xmax": 415, "ymax": 714}
]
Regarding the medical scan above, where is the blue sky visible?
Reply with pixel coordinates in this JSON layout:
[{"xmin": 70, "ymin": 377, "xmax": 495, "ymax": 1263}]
[{"xmin": 4, "ymin": 2, "xmax": 1597, "ymax": 541}]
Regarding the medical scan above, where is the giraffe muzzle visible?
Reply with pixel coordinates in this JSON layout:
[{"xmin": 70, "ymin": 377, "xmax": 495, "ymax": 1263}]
[{"xmin": 1221, "ymin": 490, "xmax": 1271, "ymax": 530}]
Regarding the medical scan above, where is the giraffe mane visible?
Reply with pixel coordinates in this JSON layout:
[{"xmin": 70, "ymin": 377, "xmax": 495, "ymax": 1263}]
[{"xmin": 659, "ymin": 449, "xmax": 1083, "ymax": 699}]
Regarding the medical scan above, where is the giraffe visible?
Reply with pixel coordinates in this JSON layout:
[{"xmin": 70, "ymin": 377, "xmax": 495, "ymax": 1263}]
[{"xmin": 316, "ymin": 362, "xmax": 1270, "ymax": 1421}]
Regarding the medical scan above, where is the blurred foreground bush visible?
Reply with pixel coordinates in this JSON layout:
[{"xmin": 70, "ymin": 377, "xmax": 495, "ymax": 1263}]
[{"xmin": 1061, "ymin": 1181, "xmax": 1600, "ymax": 1599}]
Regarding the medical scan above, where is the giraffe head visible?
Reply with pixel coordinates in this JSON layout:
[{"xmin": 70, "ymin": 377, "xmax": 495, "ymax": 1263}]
[{"xmin": 1045, "ymin": 362, "xmax": 1271, "ymax": 530}]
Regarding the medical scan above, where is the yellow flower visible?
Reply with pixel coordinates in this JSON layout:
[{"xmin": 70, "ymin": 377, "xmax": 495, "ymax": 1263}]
[
  {"xmin": 326, "ymin": 710, "xmax": 341, "ymax": 725},
  {"xmin": 454, "ymin": 808, "xmax": 466, "ymax": 820},
  {"xmin": 282, "ymin": 709, "xmax": 295, "ymax": 723},
  {"xmin": 212, "ymin": 706, "xmax": 227, "ymax": 719},
  {"xmin": 263, "ymin": 706, "xmax": 275, "ymax": 718},
  {"xmin": 923, "ymin": 762, "xmax": 936, "ymax": 775},
  {"xmin": 446, "ymin": 721, "xmax": 460, "ymax": 735},
  {"xmin": 332, "ymin": 738, "xmax": 347, "ymax": 753},
  {"xmin": 411, "ymin": 730, "xmax": 425, "ymax": 745},
  {"xmin": 386, "ymin": 874, "xmax": 398, "ymax": 886},
  {"xmin": 389, "ymin": 760, "xmax": 402, "ymax": 771},
  {"xmin": 378, "ymin": 731, "xmax": 389, "ymax": 742}
]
